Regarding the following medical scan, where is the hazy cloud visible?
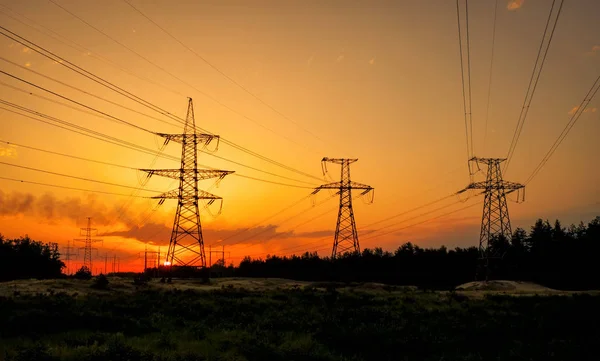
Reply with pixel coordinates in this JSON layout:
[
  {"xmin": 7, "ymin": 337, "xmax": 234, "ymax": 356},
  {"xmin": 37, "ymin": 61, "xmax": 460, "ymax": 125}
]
[
  {"xmin": 568, "ymin": 106, "xmax": 598, "ymax": 115},
  {"xmin": 369, "ymin": 57, "xmax": 376, "ymax": 65},
  {"xmin": 507, "ymin": 0, "xmax": 524, "ymax": 10},
  {"xmin": 0, "ymin": 191, "xmax": 120, "ymax": 226},
  {"xmin": 307, "ymin": 54, "xmax": 314, "ymax": 66},
  {"xmin": 0, "ymin": 145, "xmax": 17, "ymax": 158},
  {"xmin": 104, "ymin": 223, "xmax": 331, "ymax": 246},
  {"xmin": 336, "ymin": 54, "xmax": 345, "ymax": 63}
]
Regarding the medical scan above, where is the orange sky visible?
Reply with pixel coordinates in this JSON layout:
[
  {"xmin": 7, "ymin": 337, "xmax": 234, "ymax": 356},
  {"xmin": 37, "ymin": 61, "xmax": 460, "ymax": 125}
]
[{"xmin": 0, "ymin": 0, "xmax": 598, "ymax": 273}]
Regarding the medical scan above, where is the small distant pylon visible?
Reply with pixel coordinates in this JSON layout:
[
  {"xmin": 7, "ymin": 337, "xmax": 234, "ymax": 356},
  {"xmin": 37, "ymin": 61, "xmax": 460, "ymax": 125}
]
[
  {"xmin": 74, "ymin": 217, "xmax": 102, "ymax": 273},
  {"xmin": 461, "ymin": 157, "xmax": 524, "ymax": 281},
  {"xmin": 63, "ymin": 240, "xmax": 77, "ymax": 275},
  {"xmin": 141, "ymin": 98, "xmax": 233, "ymax": 268},
  {"xmin": 312, "ymin": 158, "xmax": 374, "ymax": 258}
]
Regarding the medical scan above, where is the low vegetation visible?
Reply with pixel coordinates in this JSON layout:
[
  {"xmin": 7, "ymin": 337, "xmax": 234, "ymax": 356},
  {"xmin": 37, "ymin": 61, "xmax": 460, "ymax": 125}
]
[{"xmin": 0, "ymin": 284, "xmax": 599, "ymax": 360}]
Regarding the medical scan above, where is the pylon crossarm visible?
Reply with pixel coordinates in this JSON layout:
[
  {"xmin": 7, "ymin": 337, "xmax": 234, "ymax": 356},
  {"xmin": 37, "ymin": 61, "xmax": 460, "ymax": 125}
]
[
  {"xmin": 149, "ymin": 189, "xmax": 222, "ymax": 200},
  {"xmin": 155, "ymin": 133, "xmax": 217, "ymax": 145},
  {"xmin": 139, "ymin": 169, "xmax": 234, "ymax": 180},
  {"xmin": 312, "ymin": 182, "xmax": 342, "ymax": 194},
  {"xmin": 348, "ymin": 181, "xmax": 373, "ymax": 190},
  {"xmin": 322, "ymin": 157, "xmax": 358, "ymax": 164},
  {"xmin": 469, "ymin": 157, "xmax": 506, "ymax": 165},
  {"xmin": 503, "ymin": 181, "xmax": 525, "ymax": 190}
]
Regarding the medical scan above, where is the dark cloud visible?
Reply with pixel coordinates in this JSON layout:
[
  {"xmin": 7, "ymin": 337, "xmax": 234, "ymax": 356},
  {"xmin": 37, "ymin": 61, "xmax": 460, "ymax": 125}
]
[
  {"xmin": 102, "ymin": 222, "xmax": 331, "ymax": 246},
  {"xmin": 0, "ymin": 190, "xmax": 124, "ymax": 226}
]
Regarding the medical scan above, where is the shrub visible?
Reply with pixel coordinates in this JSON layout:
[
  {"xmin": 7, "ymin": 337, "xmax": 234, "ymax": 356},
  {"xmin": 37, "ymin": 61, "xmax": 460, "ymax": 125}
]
[
  {"xmin": 91, "ymin": 274, "xmax": 109, "ymax": 290},
  {"xmin": 74, "ymin": 266, "xmax": 92, "ymax": 280}
]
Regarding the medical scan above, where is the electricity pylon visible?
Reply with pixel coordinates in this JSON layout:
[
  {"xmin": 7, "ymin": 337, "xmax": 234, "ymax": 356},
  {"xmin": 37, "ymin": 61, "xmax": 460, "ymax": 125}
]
[
  {"xmin": 312, "ymin": 158, "xmax": 374, "ymax": 258},
  {"xmin": 74, "ymin": 217, "xmax": 102, "ymax": 273},
  {"xmin": 461, "ymin": 157, "xmax": 524, "ymax": 281},
  {"xmin": 141, "ymin": 98, "xmax": 233, "ymax": 268}
]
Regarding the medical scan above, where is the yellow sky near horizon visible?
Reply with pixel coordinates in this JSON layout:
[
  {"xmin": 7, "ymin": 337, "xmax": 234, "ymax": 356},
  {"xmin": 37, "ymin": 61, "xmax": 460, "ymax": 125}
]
[{"xmin": 0, "ymin": 0, "xmax": 599, "ymax": 272}]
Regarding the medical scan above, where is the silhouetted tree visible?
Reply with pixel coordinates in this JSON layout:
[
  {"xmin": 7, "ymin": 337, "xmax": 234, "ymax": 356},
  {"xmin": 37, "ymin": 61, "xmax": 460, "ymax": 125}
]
[
  {"xmin": 234, "ymin": 216, "xmax": 600, "ymax": 290},
  {"xmin": 0, "ymin": 235, "xmax": 64, "ymax": 281}
]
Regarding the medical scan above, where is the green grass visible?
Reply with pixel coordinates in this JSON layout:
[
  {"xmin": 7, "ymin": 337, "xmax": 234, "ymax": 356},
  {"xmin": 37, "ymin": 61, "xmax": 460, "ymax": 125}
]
[{"xmin": 0, "ymin": 283, "xmax": 599, "ymax": 361}]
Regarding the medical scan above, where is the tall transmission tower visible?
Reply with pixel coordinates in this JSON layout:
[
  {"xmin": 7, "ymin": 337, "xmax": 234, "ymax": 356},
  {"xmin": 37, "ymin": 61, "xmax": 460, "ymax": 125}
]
[
  {"xmin": 313, "ymin": 158, "xmax": 374, "ymax": 258},
  {"xmin": 461, "ymin": 157, "xmax": 524, "ymax": 280},
  {"xmin": 141, "ymin": 98, "xmax": 233, "ymax": 268},
  {"xmin": 74, "ymin": 217, "xmax": 102, "ymax": 273}
]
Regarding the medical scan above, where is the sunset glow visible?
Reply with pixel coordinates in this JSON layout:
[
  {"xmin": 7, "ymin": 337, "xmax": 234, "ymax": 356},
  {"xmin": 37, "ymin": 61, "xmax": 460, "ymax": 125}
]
[{"xmin": 0, "ymin": 0, "xmax": 598, "ymax": 274}]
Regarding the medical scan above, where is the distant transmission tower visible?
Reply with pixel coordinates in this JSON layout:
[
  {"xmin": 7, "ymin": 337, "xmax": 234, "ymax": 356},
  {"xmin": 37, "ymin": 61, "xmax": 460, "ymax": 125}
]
[
  {"xmin": 63, "ymin": 240, "xmax": 77, "ymax": 275},
  {"xmin": 313, "ymin": 158, "xmax": 374, "ymax": 258},
  {"xmin": 141, "ymin": 98, "xmax": 233, "ymax": 268},
  {"xmin": 463, "ymin": 157, "xmax": 524, "ymax": 280},
  {"xmin": 74, "ymin": 217, "xmax": 102, "ymax": 273}
]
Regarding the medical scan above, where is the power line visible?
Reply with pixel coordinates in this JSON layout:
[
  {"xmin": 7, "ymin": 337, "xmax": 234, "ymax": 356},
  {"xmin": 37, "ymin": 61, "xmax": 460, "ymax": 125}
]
[
  {"xmin": 360, "ymin": 198, "xmax": 483, "ymax": 242},
  {"xmin": 0, "ymin": 75, "xmax": 317, "ymax": 185},
  {"xmin": 46, "ymin": 0, "xmax": 320, "ymax": 156},
  {"xmin": 0, "ymin": 25, "xmax": 323, "ymax": 182},
  {"xmin": 0, "ymin": 160, "xmax": 162, "ymax": 193},
  {"xmin": 482, "ymin": 0, "xmax": 499, "ymax": 153},
  {"xmin": 0, "ymin": 3, "xmax": 187, "ymax": 98},
  {"xmin": 525, "ymin": 75, "xmax": 600, "ymax": 184},
  {"xmin": 456, "ymin": 0, "xmax": 474, "ymax": 165},
  {"xmin": 121, "ymin": 0, "xmax": 326, "ymax": 146},
  {"xmin": 0, "ymin": 175, "xmax": 147, "ymax": 197},
  {"xmin": 221, "ymin": 193, "xmax": 338, "ymax": 248},
  {"xmin": 360, "ymin": 193, "xmax": 457, "ymax": 229},
  {"xmin": 0, "ymin": 56, "xmax": 183, "ymax": 128},
  {"xmin": 504, "ymin": 0, "xmax": 564, "ymax": 173},
  {"xmin": 0, "ymin": 82, "xmax": 318, "ymax": 186},
  {"xmin": 0, "ymin": 136, "xmax": 315, "ymax": 190},
  {"xmin": 0, "ymin": 139, "xmax": 134, "ymax": 170},
  {"xmin": 465, "ymin": 0, "xmax": 474, "ymax": 158},
  {"xmin": 0, "ymin": 70, "xmax": 152, "ymax": 134}
]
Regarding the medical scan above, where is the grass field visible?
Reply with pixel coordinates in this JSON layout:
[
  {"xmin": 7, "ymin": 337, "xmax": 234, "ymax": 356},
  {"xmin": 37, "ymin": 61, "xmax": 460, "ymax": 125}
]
[{"xmin": 1, "ymin": 277, "xmax": 599, "ymax": 360}]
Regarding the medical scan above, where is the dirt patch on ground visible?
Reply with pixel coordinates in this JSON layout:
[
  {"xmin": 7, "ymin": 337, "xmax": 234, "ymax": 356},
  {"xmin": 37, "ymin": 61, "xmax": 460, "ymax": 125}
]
[{"xmin": 456, "ymin": 280, "xmax": 554, "ymax": 292}]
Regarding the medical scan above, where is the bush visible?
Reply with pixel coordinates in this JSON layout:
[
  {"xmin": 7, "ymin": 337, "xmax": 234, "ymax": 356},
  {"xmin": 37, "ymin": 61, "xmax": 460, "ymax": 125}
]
[
  {"xmin": 74, "ymin": 266, "xmax": 92, "ymax": 280},
  {"xmin": 91, "ymin": 274, "xmax": 109, "ymax": 289}
]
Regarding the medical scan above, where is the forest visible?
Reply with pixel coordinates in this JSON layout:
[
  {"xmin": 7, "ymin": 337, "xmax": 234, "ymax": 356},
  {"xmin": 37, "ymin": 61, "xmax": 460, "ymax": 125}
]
[
  {"xmin": 232, "ymin": 217, "xmax": 600, "ymax": 290},
  {"xmin": 1, "ymin": 217, "xmax": 599, "ymax": 290}
]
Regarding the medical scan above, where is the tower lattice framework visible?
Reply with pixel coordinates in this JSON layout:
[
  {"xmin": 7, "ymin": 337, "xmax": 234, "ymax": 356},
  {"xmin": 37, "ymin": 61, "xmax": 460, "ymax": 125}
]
[
  {"xmin": 141, "ymin": 98, "xmax": 233, "ymax": 268},
  {"xmin": 74, "ymin": 217, "xmax": 102, "ymax": 273},
  {"xmin": 313, "ymin": 158, "xmax": 373, "ymax": 258},
  {"xmin": 463, "ymin": 157, "xmax": 524, "ymax": 280}
]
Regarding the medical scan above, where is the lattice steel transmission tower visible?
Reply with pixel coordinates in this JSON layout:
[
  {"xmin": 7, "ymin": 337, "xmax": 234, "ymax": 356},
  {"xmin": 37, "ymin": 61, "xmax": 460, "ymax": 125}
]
[
  {"xmin": 141, "ymin": 98, "xmax": 233, "ymax": 268},
  {"xmin": 462, "ymin": 157, "xmax": 524, "ymax": 280},
  {"xmin": 313, "ymin": 158, "xmax": 374, "ymax": 258},
  {"xmin": 74, "ymin": 217, "xmax": 102, "ymax": 273}
]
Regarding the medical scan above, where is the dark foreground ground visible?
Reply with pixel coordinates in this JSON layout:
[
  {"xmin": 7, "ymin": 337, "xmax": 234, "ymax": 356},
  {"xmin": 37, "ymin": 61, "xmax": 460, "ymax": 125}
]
[{"xmin": 0, "ymin": 278, "xmax": 599, "ymax": 361}]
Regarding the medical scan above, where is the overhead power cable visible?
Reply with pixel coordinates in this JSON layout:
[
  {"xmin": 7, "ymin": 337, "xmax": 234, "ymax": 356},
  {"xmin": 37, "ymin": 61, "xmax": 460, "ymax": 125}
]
[
  {"xmin": 0, "ymin": 74, "xmax": 318, "ymax": 186},
  {"xmin": 525, "ymin": 75, "xmax": 600, "ymax": 184},
  {"xmin": 122, "ymin": 0, "xmax": 326, "ymax": 145},
  {"xmin": 0, "ymin": 135, "xmax": 314, "ymax": 190},
  {"xmin": 0, "ymin": 3, "xmax": 186, "ymax": 97},
  {"xmin": 0, "ymin": 175, "xmax": 147, "ymax": 197},
  {"xmin": 361, "ymin": 197, "xmax": 483, "ymax": 242},
  {"xmin": 0, "ymin": 25, "xmax": 323, "ymax": 182},
  {"xmin": 45, "ymin": 0, "xmax": 320, "ymax": 155},
  {"xmin": 504, "ymin": 0, "xmax": 564, "ymax": 173},
  {"xmin": 0, "ymin": 161, "xmax": 162, "ymax": 193},
  {"xmin": 456, "ymin": 0, "xmax": 474, "ymax": 164},
  {"xmin": 483, "ymin": 0, "xmax": 499, "ymax": 153}
]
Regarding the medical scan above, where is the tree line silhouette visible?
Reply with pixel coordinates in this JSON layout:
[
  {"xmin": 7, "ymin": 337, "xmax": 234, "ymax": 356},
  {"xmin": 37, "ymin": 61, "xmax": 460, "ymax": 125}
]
[
  {"xmin": 1, "ymin": 216, "xmax": 599, "ymax": 290},
  {"xmin": 0, "ymin": 234, "xmax": 64, "ymax": 281},
  {"xmin": 234, "ymin": 217, "xmax": 600, "ymax": 290}
]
